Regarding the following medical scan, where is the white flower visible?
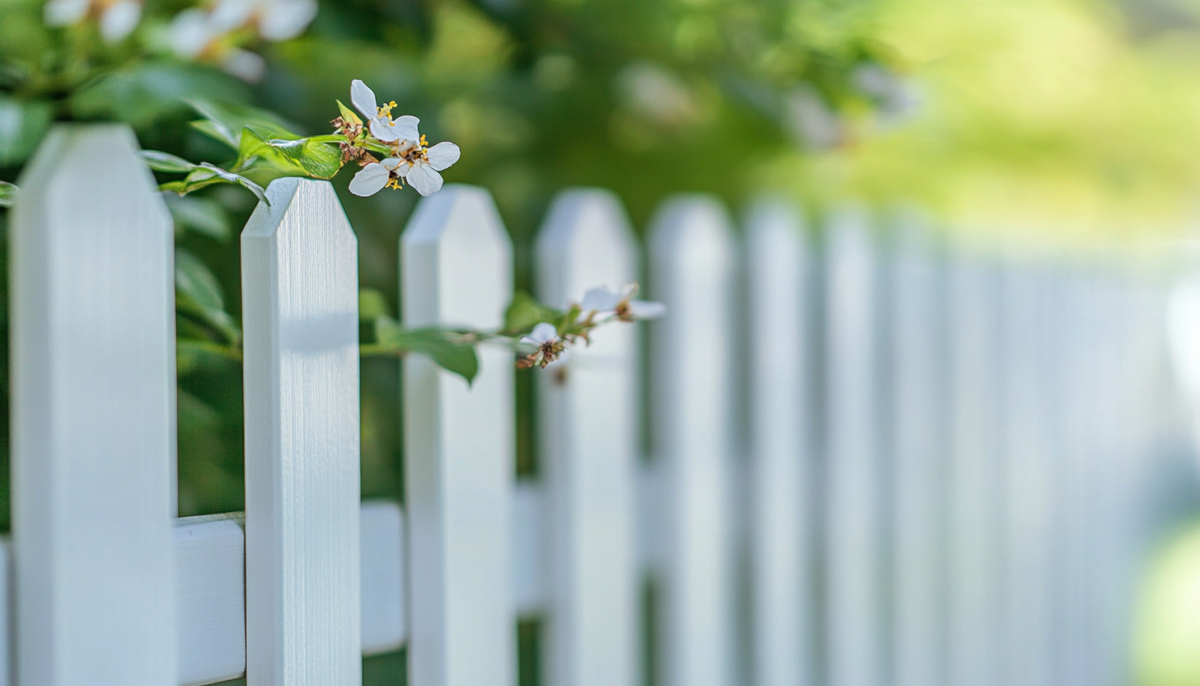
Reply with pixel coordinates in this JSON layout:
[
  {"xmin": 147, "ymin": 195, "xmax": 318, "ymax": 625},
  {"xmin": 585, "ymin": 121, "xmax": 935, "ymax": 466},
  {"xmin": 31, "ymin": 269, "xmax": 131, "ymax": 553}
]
[
  {"xmin": 168, "ymin": 8, "xmax": 216, "ymax": 58},
  {"xmin": 208, "ymin": 0, "xmax": 316, "ymax": 41},
  {"xmin": 351, "ymin": 80, "xmax": 420, "ymax": 144},
  {"xmin": 349, "ymin": 157, "xmax": 404, "ymax": 197},
  {"xmin": 45, "ymin": 0, "xmax": 89, "ymax": 27},
  {"xmin": 522, "ymin": 322, "xmax": 559, "ymax": 347},
  {"xmin": 99, "ymin": 0, "xmax": 140, "ymax": 42},
  {"xmin": 580, "ymin": 283, "xmax": 666, "ymax": 321},
  {"xmin": 168, "ymin": 0, "xmax": 316, "ymax": 63},
  {"xmin": 45, "ymin": 0, "xmax": 142, "ymax": 43},
  {"xmin": 519, "ymin": 322, "xmax": 565, "ymax": 368},
  {"xmin": 397, "ymin": 137, "xmax": 461, "ymax": 197}
]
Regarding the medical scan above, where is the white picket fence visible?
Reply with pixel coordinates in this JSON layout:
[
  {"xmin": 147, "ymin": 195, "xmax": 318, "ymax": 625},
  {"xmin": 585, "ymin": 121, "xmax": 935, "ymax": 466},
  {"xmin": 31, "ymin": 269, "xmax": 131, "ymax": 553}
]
[{"xmin": 3, "ymin": 124, "xmax": 1182, "ymax": 686}]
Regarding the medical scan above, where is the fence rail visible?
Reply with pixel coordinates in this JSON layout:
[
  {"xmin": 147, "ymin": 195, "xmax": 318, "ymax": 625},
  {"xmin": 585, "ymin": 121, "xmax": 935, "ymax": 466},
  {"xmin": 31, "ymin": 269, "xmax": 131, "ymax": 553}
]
[{"xmin": 2, "ymin": 124, "xmax": 1182, "ymax": 686}]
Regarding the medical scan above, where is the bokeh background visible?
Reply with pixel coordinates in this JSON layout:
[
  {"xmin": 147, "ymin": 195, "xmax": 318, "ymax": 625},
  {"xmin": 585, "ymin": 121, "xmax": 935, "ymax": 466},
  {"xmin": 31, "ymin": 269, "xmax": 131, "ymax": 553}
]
[{"xmin": 7, "ymin": 0, "xmax": 1200, "ymax": 684}]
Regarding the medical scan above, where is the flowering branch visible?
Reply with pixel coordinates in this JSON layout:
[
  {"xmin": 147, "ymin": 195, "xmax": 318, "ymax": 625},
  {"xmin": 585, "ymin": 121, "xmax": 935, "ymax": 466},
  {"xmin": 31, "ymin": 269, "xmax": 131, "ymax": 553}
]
[
  {"xmin": 142, "ymin": 80, "xmax": 459, "ymax": 205},
  {"xmin": 360, "ymin": 284, "xmax": 665, "ymax": 384}
]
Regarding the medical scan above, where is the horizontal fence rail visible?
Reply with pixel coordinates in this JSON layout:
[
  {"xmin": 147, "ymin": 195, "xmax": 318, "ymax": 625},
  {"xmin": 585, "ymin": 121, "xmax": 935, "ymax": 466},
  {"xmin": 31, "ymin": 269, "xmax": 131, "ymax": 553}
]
[{"xmin": 1, "ymin": 123, "xmax": 1189, "ymax": 686}]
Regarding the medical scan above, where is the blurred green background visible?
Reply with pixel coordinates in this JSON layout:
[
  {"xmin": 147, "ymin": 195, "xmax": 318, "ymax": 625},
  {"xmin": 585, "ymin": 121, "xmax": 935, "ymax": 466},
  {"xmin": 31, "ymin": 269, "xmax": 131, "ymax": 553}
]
[{"xmin": 8, "ymin": 0, "xmax": 1200, "ymax": 684}]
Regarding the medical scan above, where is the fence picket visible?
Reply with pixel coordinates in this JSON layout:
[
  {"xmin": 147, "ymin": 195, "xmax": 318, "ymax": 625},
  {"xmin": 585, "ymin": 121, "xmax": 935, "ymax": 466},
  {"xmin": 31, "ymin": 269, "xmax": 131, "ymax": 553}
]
[
  {"xmin": 743, "ymin": 198, "xmax": 812, "ymax": 686},
  {"xmin": 11, "ymin": 125, "xmax": 178, "ymax": 686},
  {"xmin": 402, "ymin": 185, "xmax": 516, "ymax": 686},
  {"xmin": 999, "ymin": 263, "xmax": 1054, "ymax": 686},
  {"xmin": 647, "ymin": 195, "xmax": 738, "ymax": 686},
  {"xmin": 241, "ymin": 178, "xmax": 362, "ymax": 686},
  {"xmin": 946, "ymin": 254, "xmax": 1003, "ymax": 686},
  {"xmin": 823, "ymin": 206, "xmax": 884, "ymax": 686},
  {"xmin": 536, "ymin": 189, "xmax": 639, "ymax": 686},
  {"xmin": 889, "ymin": 215, "xmax": 944, "ymax": 686}
]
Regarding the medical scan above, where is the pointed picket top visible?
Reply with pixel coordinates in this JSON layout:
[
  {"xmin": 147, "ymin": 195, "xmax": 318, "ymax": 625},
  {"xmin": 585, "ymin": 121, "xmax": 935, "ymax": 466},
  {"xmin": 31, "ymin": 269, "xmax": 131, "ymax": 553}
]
[
  {"xmin": 11, "ymin": 124, "xmax": 177, "ymax": 686},
  {"xmin": 822, "ymin": 202, "xmax": 884, "ymax": 686},
  {"xmin": 647, "ymin": 194, "xmax": 738, "ymax": 686},
  {"xmin": 537, "ymin": 188, "xmax": 639, "ymax": 360},
  {"xmin": 402, "ymin": 184, "xmax": 516, "ymax": 686},
  {"xmin": 403, "ymin": 184, "xmax": 512, "ymax": 330},
  {"xmin": 241, "ymin": 177, "xmax": 362, "ymax": 686},
  {"xmin": 743, "ymin": 196, "xmax": 812, "ymax": 686},
  {"xmin": 536, "ymin": 188, "xmax": 639, "ymax": 686}
]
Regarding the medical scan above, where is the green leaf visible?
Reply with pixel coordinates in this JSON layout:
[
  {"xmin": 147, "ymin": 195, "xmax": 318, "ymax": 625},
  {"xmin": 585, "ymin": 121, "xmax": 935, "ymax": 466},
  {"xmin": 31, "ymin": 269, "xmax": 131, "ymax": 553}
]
[
  {"xmin": 142, "ymin": 150, "xmax": 198, "ymax": 174},
  {"xmin": 0, "ymin": 180, "xmax": 15, "ymax": 208},
  {"xmin": 375, "ymin": 320, "xmax": 479, "ymax": 385},
  {"xmin": 0, "ymin": 97, "xmax": 51, "ymax": 166},
  {"xmin": 359, "ymin": 288, "xmax": 392, "ymax": 320},
  {"xmin": 71, "ymin": 64, "xmax": 249, "ymax": 128},
  {"xmin": 164, "ymin": 194, "xmax": 232, "ymax": 241},
  {"xmin": 188, "ymin": 99, "xmax": 300, "ymax": 151},
  {"xmin": 176, "ymin": 293, "xmax": 242, "ymax": 347},
  {"xmin": 175, "ymin": 249, "xmax": 225, "ymax": 311},
  {"xmin": 162, "ymin": 163, "xmax": 269, "ymax": 206},
  {"xmin": 337, "ymin": 100, "xmax": 363, "ymax": 126},
  {"xmin": 174, "ymin": 248, "xmax": 241, "ymax": 345},
  {"xmin": 239, "ymin": 126, "xmax": 342, "ymax": 179},
  {"xmin": 502, "ymin": 291, "xmax": 564, "ymax": 336}
]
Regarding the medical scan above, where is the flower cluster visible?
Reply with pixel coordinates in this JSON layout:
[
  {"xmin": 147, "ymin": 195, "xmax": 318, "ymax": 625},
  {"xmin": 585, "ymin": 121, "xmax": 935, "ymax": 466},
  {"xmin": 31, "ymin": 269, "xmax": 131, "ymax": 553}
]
[
  {"xmin": 338, "ymin": 80, "xmax": 461, "ymax": 197},
  {"xmin": 517, "ymin": 283, "xmax": 664, "ymax": 369},
  {"xmin": 45, "ymin": 0, "xmax": 142, "ymax": 43},
  {"xmin": 169, "ymin": 0, "xmax": 317, "ymax": 81}
]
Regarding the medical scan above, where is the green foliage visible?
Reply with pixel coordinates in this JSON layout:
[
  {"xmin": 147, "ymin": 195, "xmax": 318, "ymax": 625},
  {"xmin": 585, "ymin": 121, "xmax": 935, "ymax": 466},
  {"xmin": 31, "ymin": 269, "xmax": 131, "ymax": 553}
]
[
  {"xmin": 372, "ymin": 316, "xmax": 480, "ymax": 386},
  {"xmin": 503, "ymin": 291, "xmax": 564, "ymax": 337},
  {"xmin": 0, "ymin": 97, "xmax": 50, "ymax": 166},
  {"xmin": 71, "ymin": 64, "xmax": 250, "ymax": 128},
  {"xmin": 0, "ymin": 180, "xmax": 14, "ymax": 208},
  {"xmin": 238, "ymin": 127, "xmax": 342, "ymax": 179},
  {"xmin": 165, "ymin": 194, "xmax": 232, "ymax": 242}
]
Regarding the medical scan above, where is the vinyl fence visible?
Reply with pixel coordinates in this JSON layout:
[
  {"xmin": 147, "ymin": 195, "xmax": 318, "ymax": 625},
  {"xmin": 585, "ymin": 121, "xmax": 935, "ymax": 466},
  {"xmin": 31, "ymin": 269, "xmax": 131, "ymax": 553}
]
[{"xmin": 3, "ymin": 124, "xmax": 1182, "ymax": 686}]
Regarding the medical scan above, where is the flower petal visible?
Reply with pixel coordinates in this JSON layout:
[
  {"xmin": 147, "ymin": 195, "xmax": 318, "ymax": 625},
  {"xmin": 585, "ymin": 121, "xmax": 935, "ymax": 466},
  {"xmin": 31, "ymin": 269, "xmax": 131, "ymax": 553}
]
[
  {"xmin": 405, "ymin": 161, "xmax": 443, "ymax": 196},
  {"xmin": 628, "ymin": 300, "xmax": 667, "ymax": 320},
  {"xmin": 581, "ymin": 286, "xmax": 620, "ymax": 312},
  {"xmin": 44, "ymin": 0, "xmax": 89, "ymax": 26},
  {"xmin": 522, "ymin": 322, "xmax": 559, "ymax": 345},
  {"xmin": 348, "ymin": 163, "xmax": 391, "ymax": 197},
  {"xmin": 425, "ymin": 142, "xmax": 461, "ymax": 171},
  {"xmin": 391, "ymin": 115, "xmax": 421, "ymax": 145},
  {"xmin": 100, "ymin": 0, "xmax": 141, "ymax": 42},
  {"xmin": 381, "ymin": 157, "xmax": 403, "ymax": 171},
  {"xmin": 209, "ymin": 0, "xmax": 254, "ymax": 33},
  {"xmin": 168, "ymin": 8, "xmax": 215, "ymax": 58},
  {"xmin": 369, "ymin": 118, "xmax": 402, "ymax": 142},
  {"xmin": 259, "ymin": 0, "xmax": 317, "ymax": 41},
  {"xmin": 351, "ymin": 80, "xmax": 378, "ymax": 120}
]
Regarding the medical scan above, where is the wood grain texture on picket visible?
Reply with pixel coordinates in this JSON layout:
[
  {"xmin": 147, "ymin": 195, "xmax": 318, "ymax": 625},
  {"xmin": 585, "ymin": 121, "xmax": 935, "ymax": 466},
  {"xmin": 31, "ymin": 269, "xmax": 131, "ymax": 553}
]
[
  {"xmin": 11, "ymin": 125, "xmax": 178, "ymax": 686},
  {"xmin": 242, "ymin": 178, "xmax": 361, "ymax": 686},
  {"xmin": 402, "ymin": 185, "xmax": 516, "ymax": 686}
]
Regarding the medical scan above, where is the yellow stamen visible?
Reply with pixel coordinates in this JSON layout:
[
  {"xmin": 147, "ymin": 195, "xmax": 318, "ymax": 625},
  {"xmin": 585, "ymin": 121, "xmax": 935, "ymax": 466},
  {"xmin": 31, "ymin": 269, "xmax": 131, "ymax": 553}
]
[
  {"xmin": 386, "ymin": 177, "xmax": 404, "ymax": 190},
  {"xmin": 377, "ymin": 100, "xmax": 397, "ymax": 119},
  {"xmin": 420, "ymin": 134, "xmax": 428, "ymax": 146}
]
